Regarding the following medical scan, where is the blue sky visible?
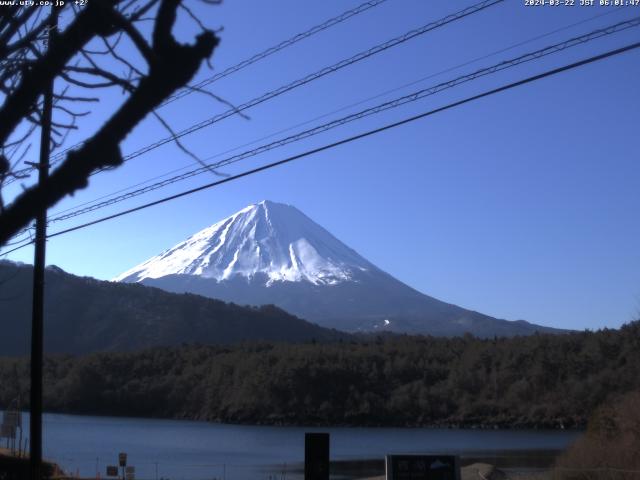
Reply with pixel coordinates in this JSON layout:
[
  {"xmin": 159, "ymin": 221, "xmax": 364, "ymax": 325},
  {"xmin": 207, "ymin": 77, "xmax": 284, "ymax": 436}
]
[{"xmin": 3, "ymin": 0, "xmax": 639, "ymax": 331}]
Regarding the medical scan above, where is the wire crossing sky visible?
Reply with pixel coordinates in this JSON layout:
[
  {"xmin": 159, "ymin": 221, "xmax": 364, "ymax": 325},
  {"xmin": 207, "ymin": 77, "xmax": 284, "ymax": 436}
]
[
  {"xmin": 5, "ymin": 0, "xmax": 392, "ymax": 183},
  {"xmin": 20, "ymin": 16, "xmax": 638, "ymax": 229},
  {"xmin": 2, "ymin": 36, "xmax": 636, "ymax": 255},
  {"xmin": 2, "ymin": 0, "xmax": 639, "ymax": 331},
  {"xmin": 38, "ymin": 6, "xmax": 636, "ymax": 221}
]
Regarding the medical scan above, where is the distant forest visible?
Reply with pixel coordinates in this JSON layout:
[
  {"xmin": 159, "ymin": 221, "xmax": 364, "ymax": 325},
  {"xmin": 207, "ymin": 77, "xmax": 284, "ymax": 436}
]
[{"xmin": 1, "ymin": 322, "xmax": 638, "ymax": 428}]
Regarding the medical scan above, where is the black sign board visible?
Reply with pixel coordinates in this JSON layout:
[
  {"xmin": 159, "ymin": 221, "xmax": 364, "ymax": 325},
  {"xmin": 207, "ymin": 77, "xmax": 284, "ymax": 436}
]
[
  {"xmin": 106, "ymin": 466, "xmax": 119, "ymax": 477},
  {"xmin": 304, "ymin": 433, "xmax": 330, "ymax": 480},
  {"xmin": 119, "ymin": 453, "xmax": 127, "ymax": 467},
  {"xmin": 385, "ymin": 455, "xmax": 460, "ymax": 480}
]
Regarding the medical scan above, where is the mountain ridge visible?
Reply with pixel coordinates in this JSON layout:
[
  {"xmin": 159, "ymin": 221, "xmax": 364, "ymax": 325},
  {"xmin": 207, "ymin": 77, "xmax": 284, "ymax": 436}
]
[
  {"xmin": 116, "ymin": 201, "xmax": 564, "ymax": 337},
  {"xmin": 0, "ymin": 260, "xmax": 348, "ymax": 356}
]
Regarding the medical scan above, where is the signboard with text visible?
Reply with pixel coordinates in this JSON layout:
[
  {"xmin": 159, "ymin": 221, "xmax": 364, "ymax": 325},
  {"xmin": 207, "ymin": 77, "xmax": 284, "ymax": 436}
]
[{"xmin": 385, "ymin": 455, "xmax": 460, "ymax": 480}]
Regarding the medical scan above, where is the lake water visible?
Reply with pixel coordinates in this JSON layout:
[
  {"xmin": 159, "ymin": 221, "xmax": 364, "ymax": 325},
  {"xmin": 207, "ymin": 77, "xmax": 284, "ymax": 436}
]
[{"xmin": 9, "ymin": 412, "xmax": 580, "ymax": 480}]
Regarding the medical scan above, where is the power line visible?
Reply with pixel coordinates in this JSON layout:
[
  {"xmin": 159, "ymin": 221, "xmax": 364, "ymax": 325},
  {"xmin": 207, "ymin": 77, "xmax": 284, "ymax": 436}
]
[
  {"xmin": 5, "ymin": 13, "xmax": 638, "ymax": 245},
  {"xmin": 25, "ymin": 40, "xmax": 639, "ymax": 245},
  {"xmin": 162, "ymin": 0, "xmax": 390, "ymax": 106},
  {"xmin": 2, "ymin": 0, "xmax": 390, "ymax": 185},
  {"xmin": 105, "ymin": 0, "xmax": 504, "ymax": 169},
  {"xmin": 24, "ymin": 0, "xmax": 503, "ymax": 181},
  {"xmin": 0, "ymin": 237, "xmax": 34, "ymax": 257},
  {"xmin": 45, "ymin": 5, "xmax": 633, "ymax": 222},
  {"xmin": 41, "ymin": 17, "xmax": 640, "ymax": 226}
]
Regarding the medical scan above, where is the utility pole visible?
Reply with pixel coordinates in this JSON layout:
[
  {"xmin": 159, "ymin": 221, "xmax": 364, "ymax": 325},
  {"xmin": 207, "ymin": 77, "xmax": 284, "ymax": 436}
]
[{"xmin": 30, "ymin": 6, "xmax": 57, "ymax": 480}]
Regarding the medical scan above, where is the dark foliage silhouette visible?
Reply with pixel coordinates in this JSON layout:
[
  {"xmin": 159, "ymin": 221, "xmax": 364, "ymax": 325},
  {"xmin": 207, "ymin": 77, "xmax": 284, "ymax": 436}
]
[
  {"xmin": 0, "ymin": 0, "xmax": 219, "ymax": 246},
  {"xmin": 1, "ymin": 321, "xmax": 638, "ymax": 428}
]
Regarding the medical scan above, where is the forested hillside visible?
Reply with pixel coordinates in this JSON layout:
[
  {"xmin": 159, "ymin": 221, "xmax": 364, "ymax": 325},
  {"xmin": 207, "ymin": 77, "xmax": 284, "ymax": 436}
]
[
  {"xmin": 1, "ymin": 321, "xmax": 638, "ymax": 428},
  {"xmin": 0, "ymin": 261, "xmax": 347, "ymax": 355}
]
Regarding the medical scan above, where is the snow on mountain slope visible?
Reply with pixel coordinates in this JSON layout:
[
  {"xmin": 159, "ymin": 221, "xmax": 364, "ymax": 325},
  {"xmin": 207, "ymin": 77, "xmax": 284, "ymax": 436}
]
[
  {"xmin": 114, "ymin": 200, "xmax": 565, "ymax": 337},
  {"xmin": 114, "ymin": 200, "xmax": 374, "ymax": 286}
]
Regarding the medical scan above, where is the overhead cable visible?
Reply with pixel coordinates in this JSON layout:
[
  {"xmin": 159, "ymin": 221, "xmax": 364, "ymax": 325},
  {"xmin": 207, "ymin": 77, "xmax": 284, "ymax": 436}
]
[
  {"xmin": 46, "ymin": 6, "xmax": 634, "ymax": 221},
  {"xmin": 33, "ymin": 41, "xmax": 640, "ymax": 244},
  {"xmin": 43, "ymin": 17, "xmax": 640, "ymax": 225}
]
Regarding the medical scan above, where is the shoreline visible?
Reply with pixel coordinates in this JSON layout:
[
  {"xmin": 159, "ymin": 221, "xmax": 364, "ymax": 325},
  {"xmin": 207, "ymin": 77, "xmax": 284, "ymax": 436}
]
[
  {"xmin": 2, "ymin": 413, "xmax": 578, "ymax": 480},
  {"xmin": 13, "ymin": 409, "xmax": 586, "ymax": 431}
]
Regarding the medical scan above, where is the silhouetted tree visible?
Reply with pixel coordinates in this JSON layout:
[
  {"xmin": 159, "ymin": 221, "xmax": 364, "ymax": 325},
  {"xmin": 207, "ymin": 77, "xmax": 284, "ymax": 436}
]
[
  {"xmin": 2, "ymin": 320, "xmax": 639, "ymax": 427},
  {"xmin": 0, "ymin": 0, "xmax": 220, "ymax": 246}
]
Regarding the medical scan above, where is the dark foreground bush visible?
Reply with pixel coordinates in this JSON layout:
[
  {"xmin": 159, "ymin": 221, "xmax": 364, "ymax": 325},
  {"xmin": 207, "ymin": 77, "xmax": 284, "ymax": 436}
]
[{"xmin": 554, "ymin": 391, "xmax": 640, "ymax": 480}]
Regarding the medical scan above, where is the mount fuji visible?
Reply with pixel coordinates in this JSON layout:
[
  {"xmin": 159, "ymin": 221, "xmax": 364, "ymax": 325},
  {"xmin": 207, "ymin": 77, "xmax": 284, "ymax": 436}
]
[{"xmin": 115, "ymin": 201, "xmax": 560, "ymax": 337}]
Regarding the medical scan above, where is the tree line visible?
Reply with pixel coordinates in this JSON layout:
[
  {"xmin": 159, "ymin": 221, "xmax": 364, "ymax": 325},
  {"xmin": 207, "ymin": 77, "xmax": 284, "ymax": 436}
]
[{"xmin": 1, "ymin": 321, "xmax": 638, "ymax": 428}]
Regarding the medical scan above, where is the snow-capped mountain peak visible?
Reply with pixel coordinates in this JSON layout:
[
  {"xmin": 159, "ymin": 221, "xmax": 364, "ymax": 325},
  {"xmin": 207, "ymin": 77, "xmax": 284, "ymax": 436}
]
[
  {"xmin": 113, "ymin": 201, "xmax": 560, "ymax": 337},
  {"xmin": 114, "ymin": 200, "xmax": 373, "ymax": 286}
]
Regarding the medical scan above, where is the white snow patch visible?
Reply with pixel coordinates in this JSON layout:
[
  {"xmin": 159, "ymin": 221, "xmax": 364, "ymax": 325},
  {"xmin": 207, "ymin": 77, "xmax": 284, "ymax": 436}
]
[{"xmin": 113, "ymin": 200, "xmax": 373, "ymax": 286}]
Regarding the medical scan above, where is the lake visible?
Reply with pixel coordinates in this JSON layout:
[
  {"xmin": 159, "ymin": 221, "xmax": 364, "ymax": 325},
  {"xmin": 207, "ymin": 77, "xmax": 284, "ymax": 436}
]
[{"xmin": 8, "ymin": 412, "xmax": 580, "ymax": 480}]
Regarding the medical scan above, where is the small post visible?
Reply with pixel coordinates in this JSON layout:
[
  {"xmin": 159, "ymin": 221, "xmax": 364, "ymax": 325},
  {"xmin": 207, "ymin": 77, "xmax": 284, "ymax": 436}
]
[
  {"xmin": 119, "ymin": 453, "xmax": 127, "ymax": 480},
  {"xmin": 304, "ymin": 433, "xmax": 330, "ymax": 480}
]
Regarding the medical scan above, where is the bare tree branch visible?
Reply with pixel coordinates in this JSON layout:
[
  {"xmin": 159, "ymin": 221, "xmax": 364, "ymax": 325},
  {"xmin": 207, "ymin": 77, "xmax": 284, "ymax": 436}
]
[
  {"xmin": 152, "ymin": 110, "xmax": 227, "ymax": 177},
  {"xmin": 0, "ymin": 1, "xmax": 125, "ymax": 145},
  {"xmin": 183, "ymin": 83, "xmax": 250, "ymax": 120},
  {"xmin": 0, "ymin": 0, "xmax": 219, "ymax": 245}
]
